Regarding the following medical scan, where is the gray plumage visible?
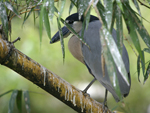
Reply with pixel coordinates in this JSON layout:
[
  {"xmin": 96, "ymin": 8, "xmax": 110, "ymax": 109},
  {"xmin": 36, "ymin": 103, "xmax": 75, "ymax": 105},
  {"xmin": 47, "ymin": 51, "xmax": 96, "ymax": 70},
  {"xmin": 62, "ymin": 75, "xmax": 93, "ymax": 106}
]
[{"xmin": 50, "ymin": 13, "xmax": 131, "ymax": 102}]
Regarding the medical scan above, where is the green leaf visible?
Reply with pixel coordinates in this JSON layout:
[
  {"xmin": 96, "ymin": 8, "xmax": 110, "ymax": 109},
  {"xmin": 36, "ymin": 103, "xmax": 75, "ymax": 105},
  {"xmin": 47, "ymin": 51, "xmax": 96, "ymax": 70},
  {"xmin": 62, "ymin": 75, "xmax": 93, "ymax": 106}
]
[
  {"xmin": 137, "ymin": 55, "xmax": 141, "ymax": 82},
  {"xmin": 16, "ymin": 90, "xmax": 22, "ymax": 113},
  {"xmin": 124, "ymin": 3, "xmax": 150, "ymax": 49},
  {"xmin": 141, "ymin": 51, "xmax": 145, "ymax": 75},
  {"xmin": 8, "ymin": 90, "xmax": 18, "ymax": 113},
  {"xmin": 23, "ymin": 7, "xmax": 34, "ymax": 25},
  {"xmin": 57, "ymin": 18, "xmax": 65, "ymax": 62},
  {"xmin": 59, "ymin": 0, "xmax": 66, "ymax": 19},
  {"xmin": 69, "ymin": 2, "xmax": 74, "ymax": 14},
  {"xmin": 100, "ymin": 27, "xmax": 121, "ymax": 99},
  {"xmin": 39, "ymin": 5, "xmax": 44, "ymax": 45},
  {"xmin": 116, "ymin": 0, "xmax": 124, "ymax": 12},
  {"xmin": 0, "ymin": 90, "xmax": 13, "ymax": 97},
  {"xmin": 101, "ymin": 26, "xmax": 130, "ymax": 87},
  {"xmin": 116, "ymin": 5, "xmax": 123, "ymax": 54},
  {"xmin": 132, "ymin": 0, "xmax": 142, "ymax": 21},
  {"xmin": 60, "ymin": 18, "xmax": 90, "ymax": 49},
  {"xmin": 123, "ymin": 4, "xmax": 144, "ymax": 65},
  {"xmin": 43, "ymin": 7, "xmax": 51, "ymax": 40},
  {"xmin": 143, "ymin": 48, "xmax": 150, "ymax": 53},
  {"xmin": 85, "ymin": 7, "xmax": 91, "ymax": 30},
  {"xmin": 78, "ymin": 0, "xmax": 90, "ymax": 20},
  {"xmin": 49, "ymin": 0, "xmax": 55, "ymax": 21},
  {"xmin": 144, "ymin": 62, "xmax": 150, "ymax": 83},
  {"xmin": 96, "ymin": 2, "xmax": 107, "ymax": 27},
  {"xmin": 0, "ymin": 2, "xmax": 8, "ymax": 37},
  {"xmin": 23, "ymin": 91, "xmax": 30, "ymax": 113},
  {"xmin": 4, "ymin": 1, "xmax": 20, "ymax": 18},
  {"xmin": 104, "ymin": 0, "xmax": 113, "ymax": 30}
]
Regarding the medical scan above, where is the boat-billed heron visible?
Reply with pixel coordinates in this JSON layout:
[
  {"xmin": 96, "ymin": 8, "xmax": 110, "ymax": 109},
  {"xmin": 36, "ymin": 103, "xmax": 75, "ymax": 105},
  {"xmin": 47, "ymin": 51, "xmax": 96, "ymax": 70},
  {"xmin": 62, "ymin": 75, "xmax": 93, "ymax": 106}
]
[{"xmin": 50, "ymin": 13, "xmax": 131, "ymax": 103}]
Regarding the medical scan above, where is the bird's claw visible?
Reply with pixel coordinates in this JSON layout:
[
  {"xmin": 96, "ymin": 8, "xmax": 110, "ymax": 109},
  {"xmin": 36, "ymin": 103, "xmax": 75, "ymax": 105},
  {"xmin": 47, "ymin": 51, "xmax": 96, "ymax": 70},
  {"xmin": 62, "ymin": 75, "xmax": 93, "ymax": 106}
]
[
  {"xmin": 102, "ymin": 101, "xmax": 108, "ymax": 113},
  {"xmin": 82, "ymin": 90, "xmax": 90, "ymax": 97}
]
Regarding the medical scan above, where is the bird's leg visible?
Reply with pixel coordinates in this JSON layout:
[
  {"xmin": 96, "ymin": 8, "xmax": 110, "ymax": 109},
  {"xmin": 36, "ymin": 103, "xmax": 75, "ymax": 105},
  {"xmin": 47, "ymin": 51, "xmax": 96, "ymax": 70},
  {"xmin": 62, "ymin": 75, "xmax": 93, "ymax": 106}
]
[
  {"xmin": 103, "ymin": 89, "xmax": 108, "ymax": 113},
  {"xmin": 82, "ymin": 78, "xmax": 97, "ymax": 93}
]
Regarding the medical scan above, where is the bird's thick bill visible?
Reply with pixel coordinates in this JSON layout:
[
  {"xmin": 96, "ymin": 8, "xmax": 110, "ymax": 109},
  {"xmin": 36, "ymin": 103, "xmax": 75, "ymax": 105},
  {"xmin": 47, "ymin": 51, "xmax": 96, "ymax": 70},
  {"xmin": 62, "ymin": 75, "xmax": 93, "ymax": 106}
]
[{"xmin": 50, "ymin": 26, "xmax": 70, "ymax": 44}]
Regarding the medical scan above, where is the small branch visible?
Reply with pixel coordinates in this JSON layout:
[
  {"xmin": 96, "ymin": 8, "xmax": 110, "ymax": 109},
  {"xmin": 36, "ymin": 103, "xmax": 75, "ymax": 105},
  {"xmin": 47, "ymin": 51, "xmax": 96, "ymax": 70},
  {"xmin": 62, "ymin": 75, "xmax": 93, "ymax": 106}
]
[{"xmin": 0, "ymin": 38, "xmax": 112, "ymax": 113}]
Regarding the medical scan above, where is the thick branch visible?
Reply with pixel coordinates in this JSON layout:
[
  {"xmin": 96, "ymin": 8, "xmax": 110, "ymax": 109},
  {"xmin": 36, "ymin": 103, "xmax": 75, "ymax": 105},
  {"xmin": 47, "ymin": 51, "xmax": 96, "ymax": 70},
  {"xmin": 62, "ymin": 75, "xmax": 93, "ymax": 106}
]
[{"xmin": 0, "ymin": 37, "xmax": 112, "ymax": 113}]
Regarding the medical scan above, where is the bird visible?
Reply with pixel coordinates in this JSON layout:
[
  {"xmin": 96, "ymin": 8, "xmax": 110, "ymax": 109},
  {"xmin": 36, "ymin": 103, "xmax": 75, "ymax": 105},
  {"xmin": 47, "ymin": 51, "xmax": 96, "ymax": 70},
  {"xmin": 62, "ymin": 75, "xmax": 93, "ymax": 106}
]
[{"xmin": 50, "ymin": 13, "xmax": 131, "ymax": 104}]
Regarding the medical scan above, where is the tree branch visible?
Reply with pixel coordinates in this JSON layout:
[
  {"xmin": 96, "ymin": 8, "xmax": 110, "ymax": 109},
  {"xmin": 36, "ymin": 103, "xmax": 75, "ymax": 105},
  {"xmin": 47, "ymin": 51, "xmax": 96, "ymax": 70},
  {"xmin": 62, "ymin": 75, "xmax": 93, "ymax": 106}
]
[{"xmin": 0, "ymin": 36, "xmax": 112, "ymax": 113}]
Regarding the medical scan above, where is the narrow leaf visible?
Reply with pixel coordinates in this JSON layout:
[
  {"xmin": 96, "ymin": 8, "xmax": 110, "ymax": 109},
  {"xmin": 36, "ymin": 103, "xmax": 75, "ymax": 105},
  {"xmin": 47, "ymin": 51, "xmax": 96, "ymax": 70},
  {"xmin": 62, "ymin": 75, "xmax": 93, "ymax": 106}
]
[
  {"xmin": 104, "ymin": 0, "xmax": 113, "ymax": 30},
  {"xmin": 101, "ymin": 26, "xmax": 130, "ymax": 86},
  {"xmin": 57, "ymin": 18, "xmax": 65, "ymax": 62},
  {"xmin": 16, "ymin": 90, "xmax": 22, "ymax": 113},
  {"xmin": 59, "ymin": 0, "xmax": 66, "ymax": 19},
  {"xmin": 143, "ymin": 48, "xmax": 150, "ymax": 53},
  {"xmin": 23, "ymin": 91, "xmax": 30, "ymax": 113},
  {"xmin": 78, "ymin": 0, "xmax": 90, "ymax": 20},
  {"xmin": 49, "ymin": 0, "xmax": 55, "ymax": 21},
  {"xmin": 4, "ymin": 1, "xmax": 20, "ymax": 18},
  {"xmin": 116, "ymin": 5, "xmax": 123, "ymax": 54},
  {"xmin": 100, "ymin": 27, "xmax": 121, "ymax": 99},
  {"xmin": 8, "ymin": 90, "xmax": 18, "ymax": 113},
  {"xmin": 132, "ymin": 0, "xmax": 142, "ymax": 21},
  {"xmin": 144, "ymin": 62, "xmax": 150, "ymax": 83},
  {"xmin": 69, "ymin": 2, "xmax": 74, "ymax": 14},
  {"xmin": 96, "ymin": 2, "xmax": 107, "ymax": 27},
  {"xmin": 43, "ymin": 7, "xmax": 51, "ymax": 40},
  {"xmin": 124, "ymin": 3, "xmax": 150, "ymax": 48},
  {"xmin": 0, "ymin": 90, "xmax": 13, "ymax": 97},
  {"xmin": 39, "ymin": 5, "xmax": 44, "ymax": 45},
  {"xmin": 123, "ymin": 4, "xmax": 144, "ymax": 65},
  {"xmin": 23, "ymin": 7, "xmax": 34, "ymax": 25},
  {"xmin": 0, "ymin": 2, "xmax": 8, "ymax": 37},
  {"xmin": 137, "ymin": 55, "xmax": 141, "ymax": 82},
  {"xmin": 85, "ymin": 7, "xmax": 91, "ymax": 30}
]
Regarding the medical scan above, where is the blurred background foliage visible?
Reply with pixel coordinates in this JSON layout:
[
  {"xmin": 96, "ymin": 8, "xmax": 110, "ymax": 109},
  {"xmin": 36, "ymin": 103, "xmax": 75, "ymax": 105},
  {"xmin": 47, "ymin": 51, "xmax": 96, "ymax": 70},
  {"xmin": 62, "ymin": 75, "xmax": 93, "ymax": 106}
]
[{"xmin": 0, "ymin": 0, "xmax": 150, "ymax": 113}]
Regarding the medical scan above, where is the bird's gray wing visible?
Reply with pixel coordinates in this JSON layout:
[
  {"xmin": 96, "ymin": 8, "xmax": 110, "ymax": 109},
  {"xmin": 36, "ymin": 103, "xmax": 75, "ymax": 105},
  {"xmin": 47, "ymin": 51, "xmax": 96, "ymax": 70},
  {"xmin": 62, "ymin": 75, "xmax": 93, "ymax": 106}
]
[{"xmin": 81, "ymin": 20, "xmax": 130, "ymax": 102}]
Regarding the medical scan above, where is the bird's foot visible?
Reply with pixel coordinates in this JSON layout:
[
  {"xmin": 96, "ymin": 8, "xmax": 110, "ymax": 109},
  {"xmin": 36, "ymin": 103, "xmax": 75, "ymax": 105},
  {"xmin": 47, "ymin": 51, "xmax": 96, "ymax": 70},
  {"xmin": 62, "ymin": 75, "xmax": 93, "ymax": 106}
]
[
  {"xmin": 102, "ymin": 100, "xmax": 108, "ymax": 113},
  {"xmin": 82, "ymin": 90, "xmax": 90, "ymax": 97}
]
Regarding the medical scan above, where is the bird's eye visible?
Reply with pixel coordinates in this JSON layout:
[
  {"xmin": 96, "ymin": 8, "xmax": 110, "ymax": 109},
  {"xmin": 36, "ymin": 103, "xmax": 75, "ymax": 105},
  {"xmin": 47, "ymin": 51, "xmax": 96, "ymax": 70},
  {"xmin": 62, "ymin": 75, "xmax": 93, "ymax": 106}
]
[{"xmin": 68, "ymin": 20, "xmax": 74, "ymax": 24}]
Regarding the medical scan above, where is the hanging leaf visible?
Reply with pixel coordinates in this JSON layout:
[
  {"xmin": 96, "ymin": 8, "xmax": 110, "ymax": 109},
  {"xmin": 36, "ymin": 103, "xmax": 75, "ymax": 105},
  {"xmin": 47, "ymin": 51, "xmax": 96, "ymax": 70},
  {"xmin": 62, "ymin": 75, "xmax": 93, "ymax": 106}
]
[
  {"xmin": 78, "ymin": 0, "xmax": 90, "ymax": 20},
  {"xmin": 0, "ymin": 2, "xmax": 8, "ymax": 37},
  {"xmin": 23, "ymin": 7, "xmax": 34, "ymax": 25},
  {"xmin": 123, "ymin": 4, "xmax": 144, "ymax": 65},
  {"xmin": 100, "ymin": 27, "xmax": 121, "ymax": 99},
  {"xmin": 144, "ymin": 62, "xmax": 150, "ymax": 83},
  {"xmin": 132, "ymin": 0, "xmax": 142, "ymax": 21},
  {"xmin": 23, "ymin": 91, "xmax": 30, "ymax": 113},
  {"xmin": 59, "ymin": 0, "xmax": 66, "ymax": 19},
  {"xmin": 69, "ymin": 2, "xmax": 74, "ymax": 14},
  {"xmin": 137, "ymin": 55, "xmax": 141, "ymax": 82},
  {"xmin": 124, "ymin": 3, "xmax": 150, "ymax": 49},
  {"xmin": 8, "ymin": 90, "xmax": 18, "ymax": 113},
  {"xmin": 49, "ymin": 0, "xmax": 55, "ymax": 21},
  {"xmin": 101, "ymin": 26, "xmax": 130, "ymax": 86},
  {"xmin": 0, "ymin": 90, "xmax": 13, "ymax": 97},
  {"xmin": 116, "ymin": 5, "xmax": 123, "ymax": 54},
  {"xmin": 103, "ymin": 0, "xmax": 113, "ymax": 30},
  {"xmin": 57, "ymin": 18, "xmax": 65, "ymax": 62},
  {"xmin": 43, "ymin": 7, "xmax": 51, "ymax": 40},
  {"xmin": 4, "ymin": 1, "xmax": 20, "ymax": 18},
  {"xmin": 39, "ymin": 5, "xmax": 44, "ymax": 45},
  {"xmin": 16, "ymin": 90, "xmax": 22, "ymax": 113}
]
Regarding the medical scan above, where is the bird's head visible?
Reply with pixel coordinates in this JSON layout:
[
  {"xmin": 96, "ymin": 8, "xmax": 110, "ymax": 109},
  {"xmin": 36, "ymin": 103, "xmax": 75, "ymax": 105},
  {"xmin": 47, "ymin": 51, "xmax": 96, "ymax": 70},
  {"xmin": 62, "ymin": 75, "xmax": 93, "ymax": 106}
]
[{"xmin": 50, "ymin": 13, "xmax": 98, "ymax": 44}]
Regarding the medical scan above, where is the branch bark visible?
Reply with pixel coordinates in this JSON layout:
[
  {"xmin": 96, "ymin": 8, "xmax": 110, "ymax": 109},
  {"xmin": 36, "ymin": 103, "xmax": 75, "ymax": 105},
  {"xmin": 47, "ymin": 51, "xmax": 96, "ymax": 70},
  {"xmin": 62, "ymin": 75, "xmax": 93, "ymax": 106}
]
[{"xmin": 0, "ymin": 36, "xmax": 112, "ymax": 113}]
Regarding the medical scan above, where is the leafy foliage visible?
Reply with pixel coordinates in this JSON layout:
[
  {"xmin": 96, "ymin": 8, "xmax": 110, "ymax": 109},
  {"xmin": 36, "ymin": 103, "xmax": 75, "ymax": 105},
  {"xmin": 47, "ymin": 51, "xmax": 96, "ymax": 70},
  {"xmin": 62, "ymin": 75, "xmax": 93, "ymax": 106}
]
[{"xmin": 0, "ymin": 0, "xmax": 150, "ymax": 100}]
